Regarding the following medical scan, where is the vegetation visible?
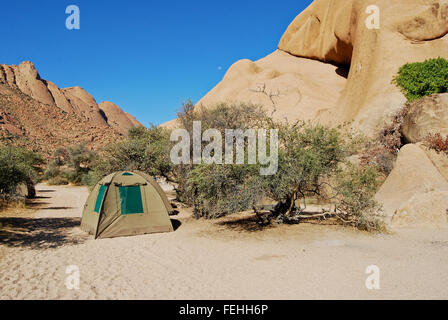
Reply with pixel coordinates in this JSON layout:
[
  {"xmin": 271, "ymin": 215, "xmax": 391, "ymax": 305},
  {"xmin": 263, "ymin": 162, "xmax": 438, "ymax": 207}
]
[
  {"xmin": 176, "ymin": 101, "xmax": 272, "ymax": 205},
  {"xmin": 425, "ymin": 133, "xmax": 448, "ymax": 155},
  {"xmin": 0, "ymin": 145, "xmax": 44, "ymax": 200},
  {"xmin": 187, "ymin": 163, "xmax": 263, "ymax": 219},
  {"xmin": 334, "ymin": 164, "xmax": 385, "ymax": 232},
  {"xmin": 359, "ymin": 106, "xmax": 408, "ymax": 175},
  {"xmin": 88, "ymin": 125, "xmax": 174, "ymax": 187},
  {"xmin": 82, "ymin": 102, "xmax": 385, "ymax": 232},
  {"xmin": 265, "ymin": 122, "xmax": 345, "ymax": 216},
  {"xmin": 179, "ymin": 104, "xmax": 383, "ymax": 231},
  {"xmin": 44, "ymin": 144, "xmax": 96, "ymax": 185},
  {"xmin": 393, "ymin": 57, "xmax": 448, "ymax": 102}
]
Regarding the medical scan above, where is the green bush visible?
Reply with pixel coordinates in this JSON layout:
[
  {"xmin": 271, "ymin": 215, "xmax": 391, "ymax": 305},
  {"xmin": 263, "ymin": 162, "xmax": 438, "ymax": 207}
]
[
  {"xmin": 266, "ymin": 122, "xmax": 346, "ymax": 215},
  {"xmin": 187, "ymin": 163, "xmax": 263, "ymax": 219},
  {"xmin": 176, "ymin": 103, "xmax": 385, "ymax": 231},
  {"xmin": 393, "ymin": 57, "xmax": 448, "ymax": 101},
  {"xmin": 89, "ymin": 125, "xmax": 174, "ymax": 186},
  {"xmin": 174, "ymin": 101, "xmax": 272, "ymax": 204},
  {"xmin": 335, "ymin": 164, "xmax": 385, "ymax": 232},
  {"xmin": 44, "ymin": 143, "xmax": 97, "ymax": 185},
  {"xmin": 0, "ymin": 146, "xmax": 44, "ymax": 198}
]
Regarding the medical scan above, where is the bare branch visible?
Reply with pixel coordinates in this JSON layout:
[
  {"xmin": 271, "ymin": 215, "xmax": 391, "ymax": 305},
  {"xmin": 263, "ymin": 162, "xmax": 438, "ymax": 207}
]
[{"xmin": 250, "ymin": 83, "xmax": 281, "ymax": 117}]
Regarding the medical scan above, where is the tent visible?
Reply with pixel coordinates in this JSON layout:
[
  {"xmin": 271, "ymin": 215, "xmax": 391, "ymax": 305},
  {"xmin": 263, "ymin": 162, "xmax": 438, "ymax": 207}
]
[{"xmin": 81, "ymin": 171, "xmax": 174, "ymax": 239}]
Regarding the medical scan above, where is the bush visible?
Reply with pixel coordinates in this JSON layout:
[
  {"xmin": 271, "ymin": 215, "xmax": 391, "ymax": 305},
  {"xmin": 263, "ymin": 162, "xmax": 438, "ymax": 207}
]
[
  {"xmin": 359, "ymin": 106, "xmax": 408, "ymax": 175},
  {"xmin": 187, "ymin": 163, "xmax": 263, "ymax": 219},
  {"xmin": 265, "ymin": 122, "xmax": 346, "ymax": 215},
  {"xmin": 89, "ymin": 125, "xmax": 174, "ymax": 186},
  {"xmin": 175, "ymin": 101, "xmax": 272, "ymax": 204},
  {"xmin": 393, "ymin": 57, "xmax": 448, "ymax": 102},
  {"xmin": 177, "ymin": 103, "xmax": 385, "ymax": 231},
  {"xmin": 44, "ymin": 143, "xmax": 97, "ymax": 185},
  {"xmin": 425, "ymin": 132, "xmax": 448, "ymax": 155},
  {"xmin": 0, "ymin": 146, "xmax": 44, "ymax": 198},
  {"xmin": 335, "ymin": 164, "xmax": 385, "ymax": 232},
  {"xmin": 47, "ymin": 175, "xmax": 69, "ymax": 186}
]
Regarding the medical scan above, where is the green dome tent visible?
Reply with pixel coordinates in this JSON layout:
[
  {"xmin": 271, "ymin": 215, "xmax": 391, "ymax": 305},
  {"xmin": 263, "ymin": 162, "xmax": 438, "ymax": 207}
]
[{"xmin": 81, "ymin": 171, "xmax": 174, "ymax": 239}]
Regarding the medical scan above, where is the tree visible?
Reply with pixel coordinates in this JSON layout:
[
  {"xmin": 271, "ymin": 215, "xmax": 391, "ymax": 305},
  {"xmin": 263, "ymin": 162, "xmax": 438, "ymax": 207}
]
[
  {"xmin": 89, "ymin": 125, "xmax": 174, "ymax": 186},
  {"xmin": 265, "ymin": 122, "xmax": 346, "ymax": 216},
  {"xmin": 0, "ymin": 146, "xmax": 44, "ymax": 198}
]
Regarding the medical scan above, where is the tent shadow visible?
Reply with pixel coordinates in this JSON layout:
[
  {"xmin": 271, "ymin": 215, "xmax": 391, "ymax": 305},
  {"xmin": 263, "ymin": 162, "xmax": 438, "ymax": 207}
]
[
  {"xmin": 0, "ymin": 217, "xmax": 86, "ymax": 250},
  {"xmin": 170, "ymin": 219, "xmax": 181, "ymax": 231}
]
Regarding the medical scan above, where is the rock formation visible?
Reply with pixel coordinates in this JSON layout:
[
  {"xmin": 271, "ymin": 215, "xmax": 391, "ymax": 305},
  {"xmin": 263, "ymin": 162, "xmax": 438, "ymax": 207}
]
[
  {"xmin": 0, "ymin": 61, "xmax": 141, "ymax": 132},
  {"xmin": 99, "ymin": 101, "xmax": 140, "ymax": 135},
  {"xmin": 374, "ymin": 144, "xmax": 448, "ymax": 228},
  {"xmin": 188, "ymin": 0, "xmax": 448, "ymax": 136},
  {"xmin": 401, "ymin": 93, "xmax": 448, "ymax": 143},
  {"xmin": 0, "ymin": 61, "xmax": 142, "ymax": 157},
  {"xmin": 198, "ymin": 50, "xmax": 347, "ymax": 123}
]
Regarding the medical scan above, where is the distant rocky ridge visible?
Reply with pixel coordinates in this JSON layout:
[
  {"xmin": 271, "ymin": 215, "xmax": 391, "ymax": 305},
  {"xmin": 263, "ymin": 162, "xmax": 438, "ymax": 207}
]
[{"xmin": 0, "ymin": 61, "xmax": 142, "ymax": 156}]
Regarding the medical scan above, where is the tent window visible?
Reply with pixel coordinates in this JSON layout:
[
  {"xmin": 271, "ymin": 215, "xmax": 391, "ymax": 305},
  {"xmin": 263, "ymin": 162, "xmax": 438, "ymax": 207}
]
[
  {"xmin": 94, "ymin": 185, "xmax": 108, "ymax": 213},
  {"xmin": 122, "ymin": 172, "xmax": 133, "ymax": 176},
  {"xmin": 119, "ymin": 186, "xmax": 144, "ymax": 214}
]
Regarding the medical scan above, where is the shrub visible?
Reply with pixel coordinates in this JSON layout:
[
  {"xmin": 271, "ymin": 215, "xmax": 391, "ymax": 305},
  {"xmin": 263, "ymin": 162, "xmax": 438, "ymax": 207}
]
[
  {"xmin": 47, "ymin": 175, "xmax": 69, "ymax": 186},
  {"xmin": 335, "ymin": 164, "xmax": 385, "ymax": 232},
  {"xmin": 425, "ymin": 133, "xmax": 448, "ymax": 155},
  {"xmin": 393, "ymin": 57, "xmax": 448, "ymax": 102},
  {"xmin": 265, "ymin": 122, "xmax": 346, "ymax": 216},
  {"xmin": 175, "ymin": 101, "xmax": 272, "ymax": 204},
  {"xmin": 0, "ymin": 146, "xmax": 44, "ymax": 198},
  {"xmin": 44, "ymin": 143, "xmax": 97, "ymax": 185},
  {"xmin": 186, "ymin": 163, "xmax": 263, "ymax": 219},
  {"xmin": 89, "ymin": 125, "xmax": 173, "ymax": 186},
  {"xmin": 359, "ymin": 106, "xmax": 408, "ymax": 175}
]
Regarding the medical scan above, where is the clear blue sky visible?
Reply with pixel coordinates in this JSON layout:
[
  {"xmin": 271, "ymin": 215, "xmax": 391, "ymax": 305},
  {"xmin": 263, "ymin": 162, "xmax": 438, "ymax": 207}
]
[{"xmin": 0, "ymin": 0, "xmax": 312, "ymax": 126}]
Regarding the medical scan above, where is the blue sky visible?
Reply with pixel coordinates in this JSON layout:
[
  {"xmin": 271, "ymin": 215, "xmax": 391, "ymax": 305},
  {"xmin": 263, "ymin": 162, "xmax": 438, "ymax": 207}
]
[{"xmin": 0, "ymin": 0, "xmax": 312, "ymax": 126}]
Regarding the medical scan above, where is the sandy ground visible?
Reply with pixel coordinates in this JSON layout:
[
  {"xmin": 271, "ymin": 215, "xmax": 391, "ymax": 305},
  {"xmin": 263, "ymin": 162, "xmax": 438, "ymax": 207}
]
[{"xmin": 0, "ymin": 183, "xmax": 447, "ymax": 300}]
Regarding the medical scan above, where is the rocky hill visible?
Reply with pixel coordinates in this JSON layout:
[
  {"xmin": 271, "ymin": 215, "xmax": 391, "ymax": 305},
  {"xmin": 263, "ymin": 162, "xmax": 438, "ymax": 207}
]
[{"xmin": 0, "ymin": 61, "xmax": 142, "ymax": 157}]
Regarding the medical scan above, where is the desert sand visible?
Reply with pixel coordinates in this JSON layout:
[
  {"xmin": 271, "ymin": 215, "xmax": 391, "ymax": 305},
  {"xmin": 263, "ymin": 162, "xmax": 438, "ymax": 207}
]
[{"xmin": 0, "ymin": 184, "xmax": 447, "ymax": 300}]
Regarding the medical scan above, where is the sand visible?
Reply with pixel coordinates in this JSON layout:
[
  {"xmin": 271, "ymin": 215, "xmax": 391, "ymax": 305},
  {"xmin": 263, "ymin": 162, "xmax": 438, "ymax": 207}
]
[{"xmin": 0, "ymin": 183, "xmax": 447, "ymax": 300}]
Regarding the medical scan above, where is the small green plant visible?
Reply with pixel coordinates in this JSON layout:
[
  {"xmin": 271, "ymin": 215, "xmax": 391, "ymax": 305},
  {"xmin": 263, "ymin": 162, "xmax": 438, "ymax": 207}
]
[{"xmin": 393, "ymin": 57, "xmax": 448, "ymax": 101}]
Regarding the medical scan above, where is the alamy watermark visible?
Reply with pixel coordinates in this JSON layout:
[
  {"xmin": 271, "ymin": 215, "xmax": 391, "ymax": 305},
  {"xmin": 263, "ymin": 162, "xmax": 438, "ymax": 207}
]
[
  {"xmin": 65, "ymin": 265, "xmax": 80, "ymax": 290},
  {"xmin": 66, "ymin": 5, "xmax": 80, "ymax": 30},
  {"xmin": 170, "ymin": 121, "xmax": 278, "ymax": 175},
  {"xmin": 365, "ymin": 265, "xmax": 380, "ymax": 290},
  {"xmin": 365, "ymin": 5, "xmax": 380, "ymax": 30}
]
